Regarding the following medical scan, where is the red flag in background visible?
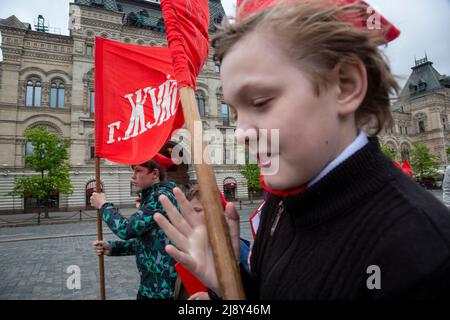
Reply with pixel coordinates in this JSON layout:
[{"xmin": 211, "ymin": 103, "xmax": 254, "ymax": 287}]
[
  {"xmin": 392, "ymin": 159, "xmax": 414, "ymax": 177},
  {"xmin": 160, "ymin": 0, "xmax": 210, "ymax": 88},
  {"xmin": 94, "ymin": 37, "xmax": 184, "ymax": 165},
  {"xmin": 401, "ymin": 160, "xmax": 414, "ymax": 177}
]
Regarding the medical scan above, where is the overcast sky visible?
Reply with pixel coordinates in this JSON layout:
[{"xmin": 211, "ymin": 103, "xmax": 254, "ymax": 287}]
[{"xmin": 0, "ymin": 0, "xmax": 449, "ymax": 88}]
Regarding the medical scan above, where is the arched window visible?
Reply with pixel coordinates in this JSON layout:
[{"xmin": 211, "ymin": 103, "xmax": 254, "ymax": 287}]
[
  {"xmin": 90, "ymin": 90, "xmax": 95, "ymax": 114},
  {"xmin": 409, "ymin": 83, "xmax": 417, "ymax": 96},
  {"xmin": 88, "ymin": 134, "xmax": 95, "ymax": 160},
  {"xmin": 25, "ymin": 141, "xmax": 34, "ymax": 156},
  {"xmin": 418, "ymin": 80, "xmax": 427, "ymax": 92},
  {"xmin": 415, "ymin": 112, "xmax": 427, "ymax": 134},
  {"xmin": 401, "ymin": 144, "xmax": 410, "ymax": 162},
  {"xmin": 26, "ymin": 80, "xmax": 33, "ymax": 106},
  {"xmin": 223, "ymin": 177, "xmax": 237, "ymax": 201},
  {"xmin": 58, "ymin": 84, "xmax": 65, "ymax": 108},
  {"xmin": 126, "ymin": 12, "xmax": 138, "ymax": 26},
  {"xmin": 196, "ymin": 91, "xmax": 205, "ymax": 117},
  {"xmin": 418, "ymin": 121, "xmax": 425, "ymax": 133},
  {"xmin": 50, "ymin": 80, "xmax": 65, "ymax": 108},
  {"xmin": 86, "ymin": 44, "xmax": 93, "ymax": 57},
  {"xmin": 25, "ymin": 79, "xmax": 42, "ymax": 107},
  {"xmin": 34, "ymin": 81, "xmax": 41, "ymax": 106},
  {"xmin": 221, "ymin": 102, "xmax": 230, "ymax": 126}
]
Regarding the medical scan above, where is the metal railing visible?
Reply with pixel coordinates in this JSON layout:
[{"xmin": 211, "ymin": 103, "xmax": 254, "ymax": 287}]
[{"xmin": 0, "ymin": 209, "xmax": 99, "ymax": 227}]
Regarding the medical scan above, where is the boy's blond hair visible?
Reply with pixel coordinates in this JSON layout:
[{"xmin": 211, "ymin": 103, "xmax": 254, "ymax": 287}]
[{"xmin": 212, "ymin": 1, "xmax": 399, "ymax": 134}]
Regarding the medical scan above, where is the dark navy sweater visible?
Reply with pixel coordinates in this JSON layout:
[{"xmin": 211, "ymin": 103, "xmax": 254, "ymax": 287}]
[{"xmin": 244, "ymin": 138, "xmax": 450, "ymax": 299}]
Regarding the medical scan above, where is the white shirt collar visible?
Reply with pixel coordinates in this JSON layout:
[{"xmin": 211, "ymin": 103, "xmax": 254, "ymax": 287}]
[{"xmin": 308, "ymin": 131, "xmax": 369, "ymax": 187}]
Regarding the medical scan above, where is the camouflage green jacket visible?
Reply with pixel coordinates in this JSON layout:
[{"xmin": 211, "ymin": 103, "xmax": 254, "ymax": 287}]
[{"xmin": 100, "ymin": 181, "xmax": 179, "ymax": 299}]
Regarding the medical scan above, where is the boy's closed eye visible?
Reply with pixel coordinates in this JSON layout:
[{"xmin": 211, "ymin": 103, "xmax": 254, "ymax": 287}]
[
  {"xmin": 252, "ymin": 97, "xmax": 273, "ymax": 108},
  {"xmin": 193, "ymin": 207, "xmax": 204, "ymax": 213}
]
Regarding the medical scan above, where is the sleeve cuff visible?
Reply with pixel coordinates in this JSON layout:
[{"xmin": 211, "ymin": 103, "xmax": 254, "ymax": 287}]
[{"xmin": 100, "ymin": 202, "xmax": 113, "ymax": 212}]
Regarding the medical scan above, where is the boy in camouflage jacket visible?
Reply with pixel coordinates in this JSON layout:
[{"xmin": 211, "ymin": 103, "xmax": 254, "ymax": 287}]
[{"xmin": 91, "ymin": 157, "xmax": 179, "ymax": 299}]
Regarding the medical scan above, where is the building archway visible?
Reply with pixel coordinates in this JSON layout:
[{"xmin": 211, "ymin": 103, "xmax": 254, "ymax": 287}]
[
  {"xmin": 85, "ymin": 179, "xmax": 104, "ymax": 208},
  {"xmin": 400, "ymin": 142, "xmax": 411, "ymax": 162},
  {"xmin": 385, "ymin": 140, "xmax": 398, "ymax": 154},
  {"xmin": 223, "ymin": 177, "xmax": 237, "ymax": 201}
]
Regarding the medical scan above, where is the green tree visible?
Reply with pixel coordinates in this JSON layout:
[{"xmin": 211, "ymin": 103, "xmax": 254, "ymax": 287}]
[
  {"xmin": 381, "ymin": 144, "xmax": 397, "ymax": 160},
  {"xmin": 239, "ymin": 163, "xmax": 261, "ymax": 203},
  {"xmin": 410, "ymin": 141, "xmax": 439, "ymax": 180},
  {"xmin": 8, "ymin": 126, "xmax": 73, "ymax": 217}
]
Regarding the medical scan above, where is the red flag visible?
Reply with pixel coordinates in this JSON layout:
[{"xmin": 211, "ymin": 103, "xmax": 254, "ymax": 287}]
[
  {"xmin": 236, "ymin": 0, "xmax": 400, "ymax": 42},
  {"xmin": 94, "ymin": 37, "xmax": 184, "ymax": 165},
  {"xmin": 175, "ymin": 263, "xmax": 207, "ymax": 296},
  {"xmin": 401, "ymin": 160, "xmax": 414, "ymax": 177},
  {"xmin": 160, "ymin": 0, "xmax": 210, "ymax": 88}
]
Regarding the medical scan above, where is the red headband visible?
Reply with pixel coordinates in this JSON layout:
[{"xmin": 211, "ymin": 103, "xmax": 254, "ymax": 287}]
[
  {"xmin": 236, "ymin": 0, "xmax": 400, "ymax": 42},
  {"xmin": 152, "ymin": 153, "xmax": 175, "ymax": 170}
]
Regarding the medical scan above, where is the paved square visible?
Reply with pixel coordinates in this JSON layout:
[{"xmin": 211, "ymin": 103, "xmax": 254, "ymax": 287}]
[{"xmin": 0, "ymin": 201, "xmax": 258, "ymax": 300}]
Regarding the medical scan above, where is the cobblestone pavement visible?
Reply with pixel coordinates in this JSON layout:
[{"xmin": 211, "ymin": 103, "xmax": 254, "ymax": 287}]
[
  {"xmin": 0, "ymin": 201, "xmax": 259, "ymax": 300},
  {"xmin": 0, "ymin": 190, "xmax": 444, "ymax": 300}
]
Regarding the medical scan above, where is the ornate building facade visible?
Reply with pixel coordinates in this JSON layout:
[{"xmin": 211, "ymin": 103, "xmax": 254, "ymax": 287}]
[
  {"xmin": 378, "ymin": 56, "xmax": 450, "ymax": 169},
  {"xmin": 0, "ymin": 0, "xmax": 249, "ymax": 213}
]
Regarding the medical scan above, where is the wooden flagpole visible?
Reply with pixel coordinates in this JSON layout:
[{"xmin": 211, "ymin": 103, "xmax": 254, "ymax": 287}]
[
  {"xmin": 179, "ymin": 87, "xmax": 246, "ymax": 300},
  {"xmin": 95, "ymin": 156, "xmax": 106, "ymax": 300}
]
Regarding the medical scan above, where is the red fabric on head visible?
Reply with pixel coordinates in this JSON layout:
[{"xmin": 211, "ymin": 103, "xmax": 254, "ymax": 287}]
[
  {"xmin": 160, "ymin": 0, "xmax": 210, "ymax": 88},
  {"xmin": 152, "ymin": 153, "xmax": 175, "ymax": 170},
  {"xmin": 236, "ymin": 0, "xmax": 400, "ymax": 42}
]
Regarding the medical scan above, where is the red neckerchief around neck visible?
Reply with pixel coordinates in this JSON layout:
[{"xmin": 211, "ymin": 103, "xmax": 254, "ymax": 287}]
[{"xmin": 260, "ymin": 174, "xmax": 307, "ymax": 197}]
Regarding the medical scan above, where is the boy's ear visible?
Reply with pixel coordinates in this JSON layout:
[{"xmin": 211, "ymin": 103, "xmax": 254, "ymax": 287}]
[
  {"xmin": 335, "ymin": 60, "xmax": 368, "ymax": 117},
  {"xmin": 152, "ymin": 168, "xmax": 160, "ymax": 179}
]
